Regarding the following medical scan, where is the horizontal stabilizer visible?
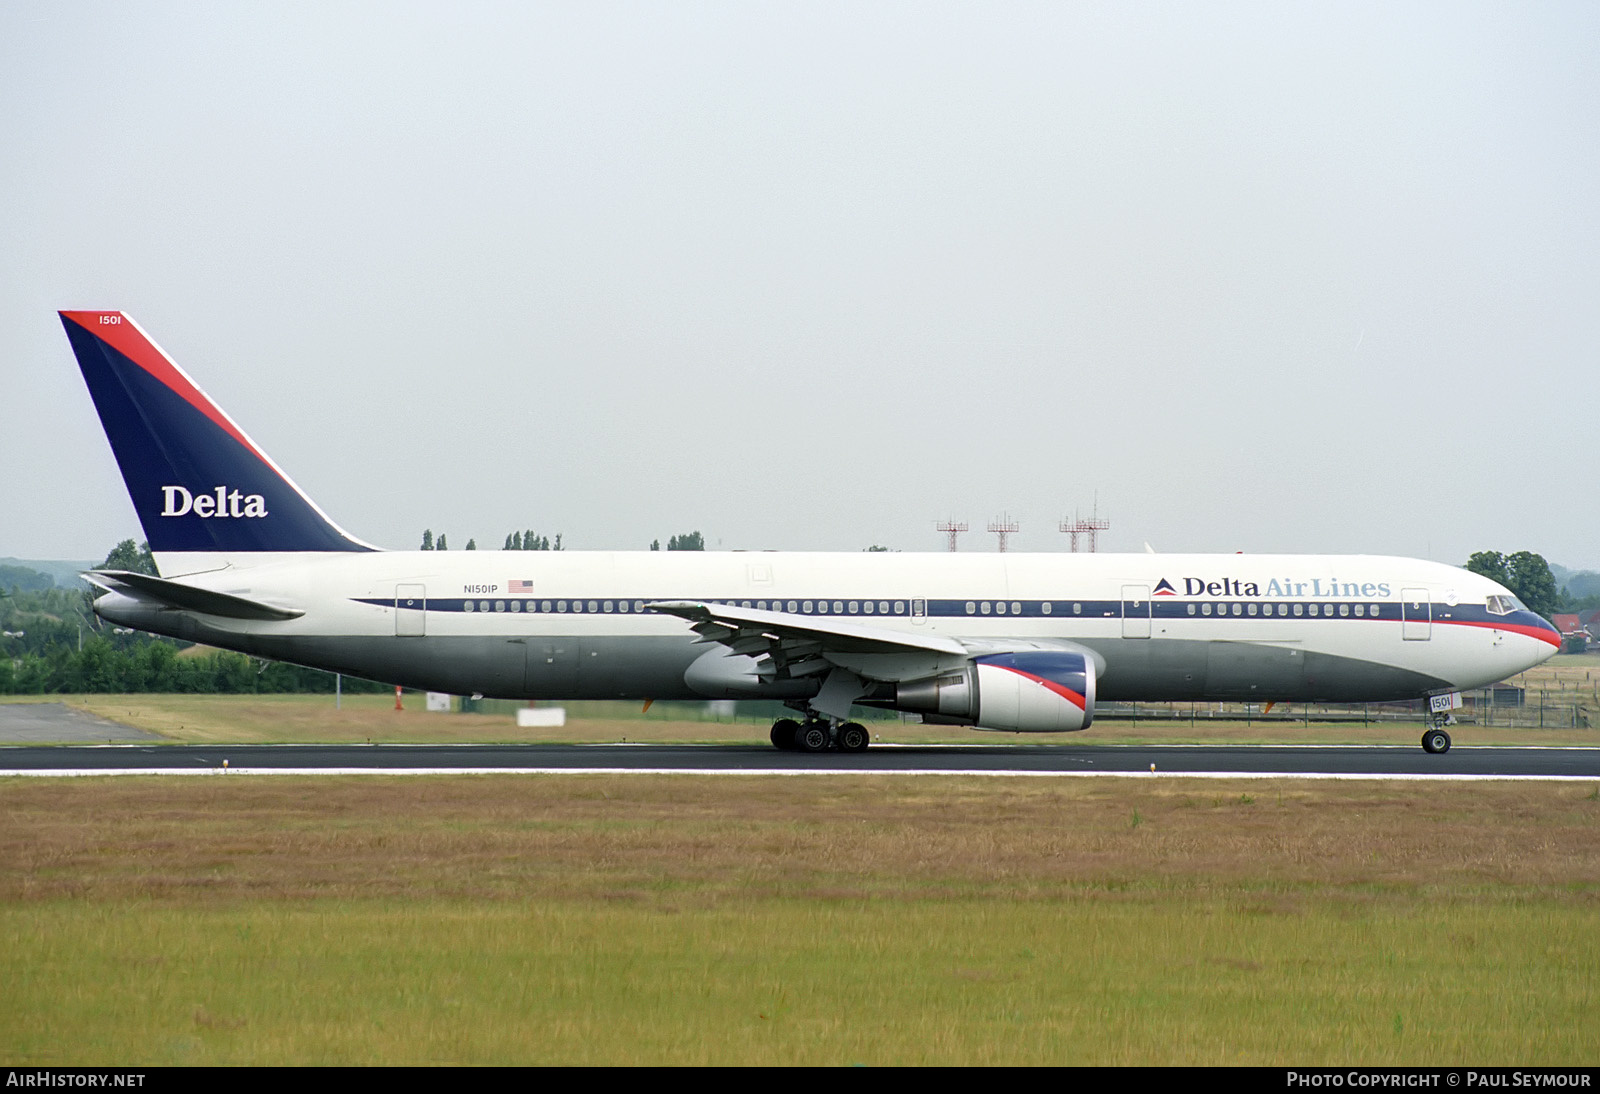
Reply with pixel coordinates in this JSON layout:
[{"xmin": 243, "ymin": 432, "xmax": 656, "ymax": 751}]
[{"xmin": 86, "ymin": 570, "xmax": 305, "ymax": 621}]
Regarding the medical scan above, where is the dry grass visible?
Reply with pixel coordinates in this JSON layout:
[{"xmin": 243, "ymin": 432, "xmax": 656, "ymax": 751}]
[
  {"xmin": 4, "ymin": 776, "xmax": 1598, "ymax": 1064},
  {"xmin": 5, "ymin": 776, "xmax": 1598, "ymax": 905}
]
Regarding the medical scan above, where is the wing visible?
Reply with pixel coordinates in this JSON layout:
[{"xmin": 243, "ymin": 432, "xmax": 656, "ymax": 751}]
[{"xmin": 645, "ymin": 598, "xmax": 1098, "ymax": 695}]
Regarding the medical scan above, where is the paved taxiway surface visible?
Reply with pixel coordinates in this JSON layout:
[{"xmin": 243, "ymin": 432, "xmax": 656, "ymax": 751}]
[
  {"xmin": 0, "ymin": 702, "xmax": 161, "ymax": 743},
  {"xmin": 3, "ymin": 742, "xmax": 1598, "ymax": 778}
]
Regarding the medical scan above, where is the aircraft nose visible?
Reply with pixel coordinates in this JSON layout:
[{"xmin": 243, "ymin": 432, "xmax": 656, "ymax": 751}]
[{"xmin": 1524, "ymin": 613, "xmax": 1563, "ymax": 664}]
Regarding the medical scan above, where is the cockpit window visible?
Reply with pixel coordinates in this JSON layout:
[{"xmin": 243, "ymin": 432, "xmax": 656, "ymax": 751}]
[{"xmin": 1486, "ymin": 595, "xmax": 1517, "ymax": 616}]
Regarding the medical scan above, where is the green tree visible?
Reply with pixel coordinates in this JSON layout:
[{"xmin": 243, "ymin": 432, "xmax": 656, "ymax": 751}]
[
  {"xmin": 101, "ymin": 539, "xmax": 157, "ymax": 576},
  {"xmin": 1465, "ymin": 551, "xmax": 1509, "ymax": 587},
  {"xmin": 650, "ymin": 539, "xmax": 660, "ymax": 551},
  {"xmin": 420, "ymin": 529, "xmax": 434, "ymax": 551},
  {"xmin": 437, "ymin": 534, "xmax": 448, "ymax": 551},
  {"xmin": 667, "ymin": 532, "xmax": 704, "ymax": 551},
  {"xmin": 465, "ymin": 539, "xmax": 477, "ymax": 551},
  {"xmin": 1505, "ymin": 551, "xmax": 1560, "ymax": 618}
]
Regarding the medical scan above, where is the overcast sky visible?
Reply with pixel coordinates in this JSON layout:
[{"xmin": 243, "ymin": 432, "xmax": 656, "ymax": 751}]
[{"xmin": 4, "ymin": 2, "xmax": 1596, "ymax": 568}]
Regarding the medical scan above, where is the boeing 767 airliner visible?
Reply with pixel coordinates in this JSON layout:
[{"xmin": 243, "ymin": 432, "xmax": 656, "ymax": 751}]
[{"xmin": 60, "ymin": 310, "xmax": 1560, "ymax": 753}]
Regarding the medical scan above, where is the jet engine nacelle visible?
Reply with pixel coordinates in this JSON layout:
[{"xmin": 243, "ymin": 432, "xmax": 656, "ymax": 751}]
[{"xmin": 895, "ymin": 650, "xmax": 1095, "ymax": 732}]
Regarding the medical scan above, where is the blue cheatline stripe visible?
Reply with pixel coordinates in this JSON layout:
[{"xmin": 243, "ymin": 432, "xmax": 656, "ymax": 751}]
[{"xmin": 352, "ymin": 595, "xmax": 1534, "ymax": 632}]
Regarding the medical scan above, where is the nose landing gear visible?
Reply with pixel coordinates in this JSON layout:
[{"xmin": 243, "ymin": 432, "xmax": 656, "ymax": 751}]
[{"xmin": 1423, "ymin": 692, "xmax": 1461, "ymax": 753}]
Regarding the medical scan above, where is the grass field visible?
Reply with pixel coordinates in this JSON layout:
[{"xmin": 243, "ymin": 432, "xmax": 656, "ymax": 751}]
[{"xmin": 3, "ymin": 775, "xmax": 1598, "ymax": 1065}]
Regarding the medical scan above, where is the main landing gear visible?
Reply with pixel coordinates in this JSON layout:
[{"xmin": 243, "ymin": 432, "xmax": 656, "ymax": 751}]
[{"xmin": 770, "ymin": 717, "xmax": 870, "ymax": 753}]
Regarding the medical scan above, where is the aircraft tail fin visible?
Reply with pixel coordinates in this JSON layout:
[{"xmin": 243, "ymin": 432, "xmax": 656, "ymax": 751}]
[{"xmin": 60, "ymin": 311, "xmax": 375, "ymax": 561}]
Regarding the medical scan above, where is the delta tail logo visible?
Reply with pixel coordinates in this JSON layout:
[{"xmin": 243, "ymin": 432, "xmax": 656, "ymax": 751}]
[
  {"xmin": 1153, "ymin": 578, "xmax": 1177, "ymax": 596},
  {"xmin": 160, "ymin": 485, "xmax": 269, "ymax": 519}
]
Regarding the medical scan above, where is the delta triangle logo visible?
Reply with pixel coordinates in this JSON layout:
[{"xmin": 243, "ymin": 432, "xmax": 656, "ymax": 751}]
[{"xmin": 1153, "ymin": 578, "xmax": 1177, "ymax": 596}]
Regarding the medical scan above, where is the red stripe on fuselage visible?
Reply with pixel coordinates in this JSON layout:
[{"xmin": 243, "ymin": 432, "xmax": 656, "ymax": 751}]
[
  {"xmin": 59, "ymin": 311, "xmax": 274, "ymax": 472},
  {"xmin": 1438, "ymin": 617, "xmax": 1563, "ymax": 648}
]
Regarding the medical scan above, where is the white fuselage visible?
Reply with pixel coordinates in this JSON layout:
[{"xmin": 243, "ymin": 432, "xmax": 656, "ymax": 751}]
[{"xmin": 98, "ymin": 550, "xmax": 1559, "ymax": 707}]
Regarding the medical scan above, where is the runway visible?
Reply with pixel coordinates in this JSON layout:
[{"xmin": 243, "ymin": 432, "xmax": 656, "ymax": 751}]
[{"xmin": 3, "ymin": 742, "xmax": 1598, "ymax": 779}]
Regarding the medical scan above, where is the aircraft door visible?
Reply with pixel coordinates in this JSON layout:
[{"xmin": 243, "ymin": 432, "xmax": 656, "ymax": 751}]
[
  {"xmin": 1401, "ymin": 589, "xmax": 1431, "ymax": 640},
  {"xmin": 1122, "ymin": 585, "xmax": 1151, "ymax": 639},
  {"xmin": 395, "ymin": 584, "xmax": 425, "ymax": 637}
]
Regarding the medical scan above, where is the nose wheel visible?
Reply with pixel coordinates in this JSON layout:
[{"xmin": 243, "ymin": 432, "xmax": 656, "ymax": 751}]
[{"xmin": 1422, "ymin": 723, "xmax": 1452, "ymax": 754}]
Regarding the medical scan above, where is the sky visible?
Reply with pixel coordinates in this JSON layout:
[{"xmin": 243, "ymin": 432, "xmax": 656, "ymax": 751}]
[{"xmin": 3, "ymin": 2, "xmax": 1597, "ymax": 567}]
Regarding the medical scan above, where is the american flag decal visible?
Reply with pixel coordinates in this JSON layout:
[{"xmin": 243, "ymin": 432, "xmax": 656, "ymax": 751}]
[{"xmin": 509, "ymin": 580, "xmax": 534, "ymax": 594}]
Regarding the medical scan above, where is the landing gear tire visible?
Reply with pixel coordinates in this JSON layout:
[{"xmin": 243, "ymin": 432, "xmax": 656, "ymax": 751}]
[
  {"xmin": 836, "ymin": 722, "xmax": 870, "ymax": 753},
  {"xmin": 1422, "ymin": 728, "xmax": 1452, "ymax": 754},
  {"xmin": 796, "ymin": 721, "xmax": 832, "ymax": 753},
  {"xmin": 770, "ymin": 719, "xmax": 801, "ymax": 751}
]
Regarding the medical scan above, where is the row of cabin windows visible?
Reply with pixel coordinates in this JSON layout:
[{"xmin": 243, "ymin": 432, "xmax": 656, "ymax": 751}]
[
  {"xmin": 1187, "ymin": 602, "xmax": 1382, "ymax": 618},
  {"xmin": 454, "ymin": 599, "xmax": 1386, "ymax": 618},
  {"xmin": 460, "ymin": 599, "xmax": 909, "ymax": 615}
]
